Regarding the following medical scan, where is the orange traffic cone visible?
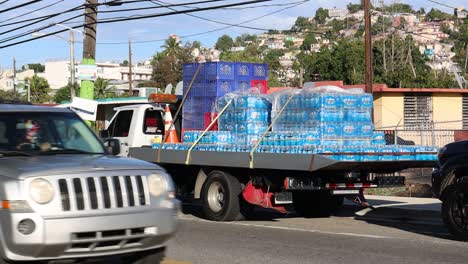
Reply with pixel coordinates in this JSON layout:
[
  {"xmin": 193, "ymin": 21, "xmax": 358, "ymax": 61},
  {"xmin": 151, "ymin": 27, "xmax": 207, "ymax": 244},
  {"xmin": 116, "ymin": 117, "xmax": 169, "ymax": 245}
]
[{"xmin": 164, "ymin": 104, "xmax": 179, "ymax": 143}]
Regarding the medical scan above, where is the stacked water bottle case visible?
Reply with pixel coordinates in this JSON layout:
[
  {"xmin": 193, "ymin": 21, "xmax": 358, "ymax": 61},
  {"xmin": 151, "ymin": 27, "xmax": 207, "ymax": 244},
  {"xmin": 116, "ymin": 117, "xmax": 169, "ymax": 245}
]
[
  {"xmin": 159, "ymin": 85, "xmax": 437, "ymax": 161},
  {"xmin": 182, "ymin": 62, "xmax": 268, "ymax": 131}
]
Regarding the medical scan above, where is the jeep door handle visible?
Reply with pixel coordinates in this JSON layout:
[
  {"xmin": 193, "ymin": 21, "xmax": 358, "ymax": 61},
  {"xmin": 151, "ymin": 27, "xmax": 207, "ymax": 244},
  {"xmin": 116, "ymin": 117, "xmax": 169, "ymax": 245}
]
[{"xmin": 121, "ymin": 142, "xmax": 128, "ymax": 146}]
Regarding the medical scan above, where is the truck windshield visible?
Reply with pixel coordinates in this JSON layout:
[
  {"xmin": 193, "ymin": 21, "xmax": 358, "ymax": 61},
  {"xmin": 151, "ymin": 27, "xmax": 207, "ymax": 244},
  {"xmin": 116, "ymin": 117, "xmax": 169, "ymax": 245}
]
[{"xmin": 0, "ymin": 112, "xmax": 105, "ymax": 155}]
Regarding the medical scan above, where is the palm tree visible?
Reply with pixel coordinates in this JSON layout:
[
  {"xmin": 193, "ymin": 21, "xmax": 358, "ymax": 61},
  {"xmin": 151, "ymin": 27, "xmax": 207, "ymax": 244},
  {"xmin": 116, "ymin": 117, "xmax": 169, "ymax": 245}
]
[
  {"xmin": 161, "ymin": 37, "xmax": 181, "ymax": 57},
  {"xmin": 94, "ymin": 77, "xmax": 115, "ymax": 99}
]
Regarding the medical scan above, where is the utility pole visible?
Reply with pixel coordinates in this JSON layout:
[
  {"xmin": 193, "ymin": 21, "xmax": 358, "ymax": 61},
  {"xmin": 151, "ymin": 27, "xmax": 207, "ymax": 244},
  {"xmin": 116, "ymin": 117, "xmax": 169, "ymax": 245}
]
[
  {"xmin": 69, "ymin": 30, "xmax": 76, "ymax": 100},
  {"xmin": 364, "ymin": 0, "xmax": 373, "ymax": 94},
  {"xmin": 12, "ymin": 57, "xmax": 16, "ymax": 94},
  {"xmin": 80, "ymin": 0, "xmax": 97, "ymax": 101},
  {"xmin": 299, "ymin": 67, "xmax": 304, "ymax": 87},
  {"xmin": 128, "ymin": 39, "xmax": 133, "ymax": 95}
]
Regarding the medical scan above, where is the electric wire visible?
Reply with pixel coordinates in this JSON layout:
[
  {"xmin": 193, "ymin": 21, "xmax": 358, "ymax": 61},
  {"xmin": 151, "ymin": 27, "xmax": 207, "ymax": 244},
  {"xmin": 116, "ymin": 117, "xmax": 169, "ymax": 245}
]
[
  {"xmin": 0, "ymin": 0, "xmax": 65, "ymax": 25},
  {"xmin": 0, "ymin": 0, "xmax": 43, "ymax": 14},
  {"xmin": 0, "ymin": 0, "xmax": 274, "ymax": 49}
]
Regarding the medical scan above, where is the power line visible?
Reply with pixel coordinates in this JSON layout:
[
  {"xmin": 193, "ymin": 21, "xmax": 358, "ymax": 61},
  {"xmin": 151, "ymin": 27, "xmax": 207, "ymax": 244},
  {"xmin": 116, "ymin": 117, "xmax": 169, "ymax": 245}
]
[
  {"xmin": 0, "ymin": 0, "xmax": 274, "ymax": 49},
  {"xmin": 88, "ymin": 0, "xmax": 273, "ymax": 23},
  {"xmin": 0, "ymin": 3, "xmax": 84, "ymax": 28},
  {"xmin": 0, "ymin": 0, "xmax": 43, "ymax": 14},
  {"xmin": 425, "ymin": 0, "xmax": 459, "ymax": 10},
  {"xmin": 154, "ymin": 0, "xmax": 305, "ymax": 10},
  {"xmin": 0, "ymin": 1, "xmax": 11, "ymax": 5},
  {"xmin": 108, "ymin": 0, "xmax": 308, "ymax": 44},
  {"xmin": 150, "ymin": 0, "xmax": 290, "ymax": 31},
  {"xmin": 0, "ymin": 0, "xmax": 167, "ymax": 28},
  {"xmin": 98, "ymin": 0, "xmax": 228, "ymax": 13},
  {"xmin": 0, "ymin": 13, "xmax": 83, "ymax": 42},
  {"xmin": 0, "ymin": 0, "xmax": 65, "ymax": 24}
]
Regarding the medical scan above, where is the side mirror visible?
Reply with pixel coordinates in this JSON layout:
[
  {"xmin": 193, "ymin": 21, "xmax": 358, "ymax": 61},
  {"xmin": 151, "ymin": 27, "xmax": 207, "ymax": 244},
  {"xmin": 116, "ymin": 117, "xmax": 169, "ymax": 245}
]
[
  {"xmin": 99, "ymin": 130, "xmax": 109, "ymax": 138},
  {"xmin": 104, "ymin": 139, "xmax": 120, "ymax": 155}
]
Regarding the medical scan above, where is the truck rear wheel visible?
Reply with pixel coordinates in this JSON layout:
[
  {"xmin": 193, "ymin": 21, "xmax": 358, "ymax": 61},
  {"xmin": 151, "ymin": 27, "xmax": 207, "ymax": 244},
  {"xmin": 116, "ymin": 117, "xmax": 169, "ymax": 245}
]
[
  {"xmin": 201, "ymin": 170, "xmax": 243, "ymax": 221},
  {"xmin": 442, "ymin": 183, "xmax": 468, "ymax": 241},
  {"xmin": 293, "ymin": 191, "xmax": 339, "ymax": 217}
]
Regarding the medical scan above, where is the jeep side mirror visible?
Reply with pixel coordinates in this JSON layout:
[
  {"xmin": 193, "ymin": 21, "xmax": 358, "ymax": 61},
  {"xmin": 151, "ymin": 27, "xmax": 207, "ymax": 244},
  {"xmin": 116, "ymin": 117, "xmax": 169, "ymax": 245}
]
[{"xmin": 104, "ymin": 138, "xmax": 120, "ymax": 155}]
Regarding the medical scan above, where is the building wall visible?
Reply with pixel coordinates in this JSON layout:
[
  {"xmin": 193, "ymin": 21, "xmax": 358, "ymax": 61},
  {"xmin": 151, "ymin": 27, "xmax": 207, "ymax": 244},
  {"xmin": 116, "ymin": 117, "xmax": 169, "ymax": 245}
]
[
  {"xmin": 42, "ymin": 61, "xmax": 70, "ymax": 90},
  {"xmin": 373, "ymin": 93, "xmax": 404, "ymax": 128},
  {"xmin": 374, "ymin": 92, "xmax": 464, "ymax": 130},
  {"xmin": 432, "ymin": 93, "xmax": 462, "ymax": 129}
]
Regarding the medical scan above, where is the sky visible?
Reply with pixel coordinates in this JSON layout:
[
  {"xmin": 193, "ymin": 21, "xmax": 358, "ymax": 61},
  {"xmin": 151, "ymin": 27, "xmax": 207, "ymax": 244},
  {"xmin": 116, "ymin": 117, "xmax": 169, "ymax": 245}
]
[{"xmin": 0, "ymin": 0, "xmax": 465, "ymax": 69}]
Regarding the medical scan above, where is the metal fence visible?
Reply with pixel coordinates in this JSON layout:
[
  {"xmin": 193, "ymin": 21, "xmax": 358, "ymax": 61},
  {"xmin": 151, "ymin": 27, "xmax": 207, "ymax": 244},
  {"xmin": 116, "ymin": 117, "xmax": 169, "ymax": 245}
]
[{"xmin": 375, "ymin": 120, "xmax": 463, "ymax": 148}]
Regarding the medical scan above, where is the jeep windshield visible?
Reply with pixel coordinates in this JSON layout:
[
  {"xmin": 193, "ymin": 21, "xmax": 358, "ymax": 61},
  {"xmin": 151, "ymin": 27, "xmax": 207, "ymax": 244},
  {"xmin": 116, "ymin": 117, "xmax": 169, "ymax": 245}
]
[{"xmin": 0, "ymin": 112, "xmax": 105, "ymax": 156}]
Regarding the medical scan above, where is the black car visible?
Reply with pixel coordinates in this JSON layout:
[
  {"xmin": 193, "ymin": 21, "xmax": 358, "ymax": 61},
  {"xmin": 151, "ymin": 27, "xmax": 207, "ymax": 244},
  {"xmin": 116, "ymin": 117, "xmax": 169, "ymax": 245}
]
[{"xmin": 432, "ymin": 140, "xmax": 468, "ymax": 241}]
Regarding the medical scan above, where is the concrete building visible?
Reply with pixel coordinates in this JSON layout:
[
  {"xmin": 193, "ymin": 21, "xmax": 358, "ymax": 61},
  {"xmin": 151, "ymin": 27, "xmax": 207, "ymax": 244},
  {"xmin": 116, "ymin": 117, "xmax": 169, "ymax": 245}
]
[
  {"xmin": 39, "ymin": 60, "xmax": 72, "ymax": 90},
  {"xmin": 0, "ymin": 69, "xmax": 35, "ymax": 92},
  {"xmin": 39, "ymin": 60, "xmax": 153, "ymax": 91},
  {"xmin": 455, "ymin": 8, "xmax": 467, "ymax": 19},
  {"xmin": 328, "ymin": 8, "xmax": 348, "ymax": 20}
]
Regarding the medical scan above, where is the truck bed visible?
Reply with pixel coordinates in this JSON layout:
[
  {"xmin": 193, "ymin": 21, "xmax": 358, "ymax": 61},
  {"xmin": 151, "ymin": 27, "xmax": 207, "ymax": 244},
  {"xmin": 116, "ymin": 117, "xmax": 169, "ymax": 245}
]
[{"xmin": 129, "ymin": 147, "xmax": 436, "ymax": 173}]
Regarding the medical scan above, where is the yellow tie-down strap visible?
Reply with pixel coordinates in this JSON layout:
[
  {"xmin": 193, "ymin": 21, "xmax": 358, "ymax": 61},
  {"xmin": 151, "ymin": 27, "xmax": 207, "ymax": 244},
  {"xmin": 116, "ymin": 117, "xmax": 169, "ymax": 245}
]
[{"xmin": 249, "ymin": 93, "xmax": 296, "ymax": 169}]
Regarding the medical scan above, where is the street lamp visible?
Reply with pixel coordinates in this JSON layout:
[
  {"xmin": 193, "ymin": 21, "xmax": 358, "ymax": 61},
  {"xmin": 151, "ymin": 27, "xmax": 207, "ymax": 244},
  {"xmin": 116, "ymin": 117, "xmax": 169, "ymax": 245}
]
[{"xmin": 32, "ymin": 24, "xmax": 84, "ymax": 101}]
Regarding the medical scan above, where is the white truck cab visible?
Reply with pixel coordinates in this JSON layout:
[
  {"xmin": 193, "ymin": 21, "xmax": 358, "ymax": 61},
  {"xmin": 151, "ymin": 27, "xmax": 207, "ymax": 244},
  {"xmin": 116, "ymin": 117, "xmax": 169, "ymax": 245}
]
[{"xmin": 102, "ymin": 104, "xmax": 176, "ymax": 156}]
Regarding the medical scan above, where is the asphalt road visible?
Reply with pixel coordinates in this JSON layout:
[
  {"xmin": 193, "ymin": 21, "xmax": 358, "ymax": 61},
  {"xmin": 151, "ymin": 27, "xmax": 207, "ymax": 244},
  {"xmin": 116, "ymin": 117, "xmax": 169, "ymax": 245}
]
[{"xmin": 164, "ymin": 205, "xmax": 468, "ymax": 264}]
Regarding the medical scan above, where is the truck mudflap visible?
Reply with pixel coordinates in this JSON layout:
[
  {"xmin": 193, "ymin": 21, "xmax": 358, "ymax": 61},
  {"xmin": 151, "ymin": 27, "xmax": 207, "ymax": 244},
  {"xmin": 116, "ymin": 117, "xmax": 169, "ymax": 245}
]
[{"xmin": 242, "ymin": 182, "xmax": 289, "ymax": 213}]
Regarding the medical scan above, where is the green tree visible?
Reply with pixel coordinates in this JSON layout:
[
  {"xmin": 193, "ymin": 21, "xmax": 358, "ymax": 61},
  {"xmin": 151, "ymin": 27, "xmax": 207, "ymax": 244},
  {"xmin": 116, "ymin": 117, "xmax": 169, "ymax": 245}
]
[
  {"xmin": 23, "ymin": 63, "xmax": 45, "ymax": 73},
  {"xmin": 380, "ymin": 3, "xmax": 414, "ymax": 13},
  {"xmin": 284, "ymin": 40, "xmax": 294, "ymax": 49},
  {"xmin": 300, "ymin": 32, "xmax": 318, "ymax": 51},
  {"xmin": 192, "ymin": 40, "xmax": 202, "ymax": 49},
  {"xmin": 417, "ymin": 7, "xmax": 425, "ymax": 15},
  {"xmin": 329, "ymin": 19, "xmax": 345, "ymax": 35},
  {"xmin": 25, "ymin": 75, "xmax": 51, "ymax": 103},
  {"xmin": 151, "ymin": 41, "xmax": 195, "ymax": 88},
  {"xmin": 161, "ymin": 37, "xmax": 181, "ymax": 57},
  {"xmin": 426, "ymin": 8, "xmax": 453, "ymax": 21},
  {"xmin": 120, "ymin": 60, "xmax": 129, "ymax": 66},
  {"xmin": 264, "ymin": 49, "xmax": 285, "ymax": 72},
  {"xmin": 215, "ymin": 34, "xmax": 234, "ymax": 51},
  {"xmin": 94, "ymin": 77, "xmax": 116, "ymax": 99},
  {"xmin": 446, "ymin": 20, "xmax": 468, "ymax": 77},
  {"xmin": 0, "ymin": 90, "xmax": 24, "ymax": 102},
  {"xmin": 53, "ymin": 82, "xmax": 80, "ymax": 103},
  {"xmin": 314, "ymin": 8, "xmax": 329, "ymax": 24},
  {"xmin": 292, "ymin": 16, "xmax": 314, "ymax": 32},
  {"xmin": 347, "ymin": 2, "xmax": 362, "ymax": 14},
  {"xmin": 296, "ymin": 36, "xmax": 457, "ymax": 88}
]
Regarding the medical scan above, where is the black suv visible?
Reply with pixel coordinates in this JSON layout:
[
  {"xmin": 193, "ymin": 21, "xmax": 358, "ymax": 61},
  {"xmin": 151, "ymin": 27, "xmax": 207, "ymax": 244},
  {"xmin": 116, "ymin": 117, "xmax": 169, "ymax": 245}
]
[{"xmin": 432, "ymin": 140, "xmax": 468, "ymax": 241}]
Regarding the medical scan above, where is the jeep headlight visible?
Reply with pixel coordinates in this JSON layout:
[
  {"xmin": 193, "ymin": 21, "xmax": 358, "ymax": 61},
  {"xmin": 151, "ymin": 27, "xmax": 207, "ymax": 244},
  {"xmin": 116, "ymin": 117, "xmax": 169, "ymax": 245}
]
[
  {"xmin": 29, "ymin": 178, "xmax": 54, "ymax": 204},
  {"xmin": 147, "ymin": 174, "xmax": 169, "ymax": 197}
]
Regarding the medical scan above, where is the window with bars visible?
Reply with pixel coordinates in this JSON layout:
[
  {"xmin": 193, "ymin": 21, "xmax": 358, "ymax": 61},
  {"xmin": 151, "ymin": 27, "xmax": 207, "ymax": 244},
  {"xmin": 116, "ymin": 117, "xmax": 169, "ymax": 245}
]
[
  {"xmin": 403, "ymin": 93, "xmax": 432, "ymax": 129},
  {"xmin": 463, "ymin": 95, "xmax": 468, "ymax": 129}
]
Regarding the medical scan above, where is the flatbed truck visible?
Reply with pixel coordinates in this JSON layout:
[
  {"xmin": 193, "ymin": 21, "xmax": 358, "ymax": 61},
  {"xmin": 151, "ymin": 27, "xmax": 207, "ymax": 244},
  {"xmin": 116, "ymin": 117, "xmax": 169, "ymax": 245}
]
[{"xmin": 100, "ymin": 103, "xmax": 437, "ymax": 221}]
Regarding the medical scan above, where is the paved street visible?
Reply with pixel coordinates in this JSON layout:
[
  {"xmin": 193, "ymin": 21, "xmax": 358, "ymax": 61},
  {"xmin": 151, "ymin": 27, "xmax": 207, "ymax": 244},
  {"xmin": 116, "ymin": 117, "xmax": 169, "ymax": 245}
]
[{"xmin": 164, "ymin": 203, "xmax": 467, "ymax": 264}]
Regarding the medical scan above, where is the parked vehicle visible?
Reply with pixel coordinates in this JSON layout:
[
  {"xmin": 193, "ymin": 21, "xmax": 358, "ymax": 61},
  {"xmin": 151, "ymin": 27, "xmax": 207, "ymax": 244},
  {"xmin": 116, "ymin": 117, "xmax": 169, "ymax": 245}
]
[
  {"xmin": 432, "ymin": 140, "xmax": 468, "ymax": 241},
  {"xmin": 101, "ymin": 102, "xmax": 437, "ymax": 222},
  {"xmin": 0, "ymin": 103, "xmax": 179, "ymax": 263}
]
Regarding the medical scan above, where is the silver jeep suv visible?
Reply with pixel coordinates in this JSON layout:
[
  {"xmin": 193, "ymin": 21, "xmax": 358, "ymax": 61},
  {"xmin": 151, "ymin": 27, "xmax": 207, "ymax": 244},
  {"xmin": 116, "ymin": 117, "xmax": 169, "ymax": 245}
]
[{"xmin": 0, "ymin": 104, "xmax": 179, "ymax": 263}]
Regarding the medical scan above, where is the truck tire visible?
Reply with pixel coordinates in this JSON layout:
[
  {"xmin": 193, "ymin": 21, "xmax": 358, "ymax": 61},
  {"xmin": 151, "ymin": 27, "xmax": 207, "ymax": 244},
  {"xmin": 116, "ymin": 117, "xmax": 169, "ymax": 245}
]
[
  {"xmin": 442, "ymin": 183, "xmax": 468, "ymax": 241},
  {"xmin": 293, "ymin": 191, "xmax": 335, "ymax": 217},
  {"xmin": 201, "ymin": 170, "xmax": 243, "ymax": 221}
]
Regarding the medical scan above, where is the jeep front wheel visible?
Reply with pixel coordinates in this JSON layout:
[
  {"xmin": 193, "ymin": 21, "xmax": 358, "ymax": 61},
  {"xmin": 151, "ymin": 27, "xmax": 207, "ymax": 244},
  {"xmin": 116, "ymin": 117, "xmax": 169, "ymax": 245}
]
[{"xmin": 442, "ymin": 183, "xmax": 468, "ymax": 241}]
